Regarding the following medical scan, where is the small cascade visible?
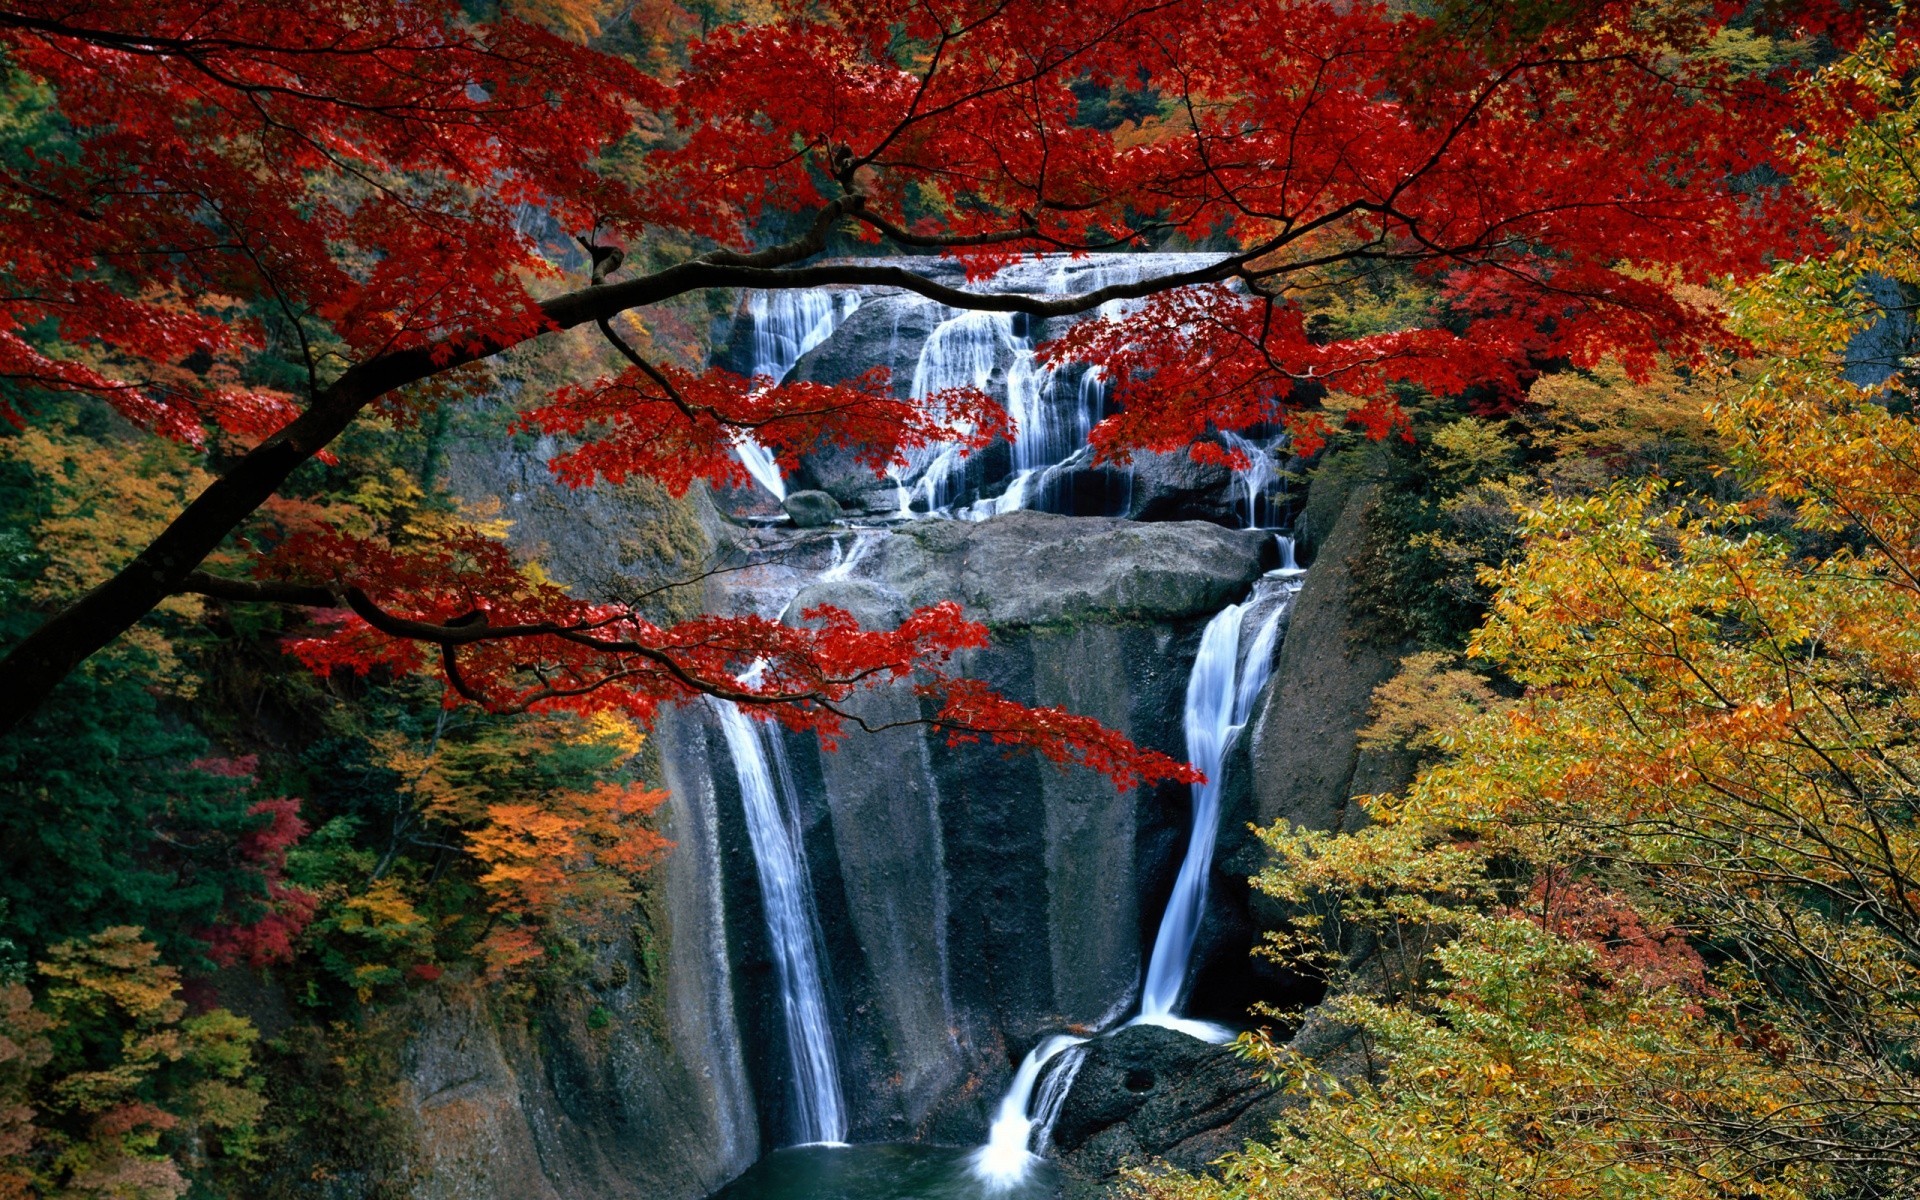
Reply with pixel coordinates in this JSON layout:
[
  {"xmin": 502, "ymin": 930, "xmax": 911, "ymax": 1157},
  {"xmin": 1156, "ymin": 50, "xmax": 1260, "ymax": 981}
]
[
  {"xmin": 1029, "ymin": 1043, "xmax": 1089, "ymax": 1156},
  {"xmin": 711, "ymin": 699, "xmax": 848, "ymax": 1146},
  {"xmin": 818, "ymin": 529, "xmax": 884, "ymax": 582},
  {"xmin": 971, "ymin": 1034, "xmax": 1088, "ymax": 1189},
  {"xmin": 737, "ymin": 288, "xmax": 862, "ymax": 501},
  {"xmin": 1220, "ymin": 429, "xmax": 1289, "ymax": 529},
  {"xmin": 1007, "ymin": 324, "xmax": 1066, "ymax": 474},
  {"xmin": 1274, "ymin": 533, "xmax": 1301, "ymax": 573},
  {"xmin": 894, "ymin": 308, "xmax": 1020, "ymax": 513},
  {"xmin": 962, "ymin": 469, "xmax": 1034, "ymax": 522},
  {"xmin": 1134, "ymin": 580, "xmax": 1294, "ymax": 1040}
]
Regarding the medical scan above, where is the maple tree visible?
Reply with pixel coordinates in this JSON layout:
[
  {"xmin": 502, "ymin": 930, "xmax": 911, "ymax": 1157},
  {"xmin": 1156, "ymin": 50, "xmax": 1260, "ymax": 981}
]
[{"xmin": 0, "ymin": 0, "xmax": 1851, "ymax": 776}]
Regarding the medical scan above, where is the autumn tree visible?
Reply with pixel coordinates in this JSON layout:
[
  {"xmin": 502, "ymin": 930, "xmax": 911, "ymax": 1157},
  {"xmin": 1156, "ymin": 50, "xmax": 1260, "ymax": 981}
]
[
  {"xmin": 0, "ymin": 0, "xmax": 1838, "ymax": 773},
  {"xmin": 1143, "ymin": 27, "xmax": 1920, "ymax": 1200}
]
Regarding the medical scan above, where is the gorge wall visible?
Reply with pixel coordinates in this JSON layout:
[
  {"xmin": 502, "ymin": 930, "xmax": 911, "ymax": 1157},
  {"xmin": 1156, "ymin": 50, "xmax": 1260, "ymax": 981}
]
[{"xmin": 409, "ymin": 256, "xmax": 1399, "ymax": 1197}]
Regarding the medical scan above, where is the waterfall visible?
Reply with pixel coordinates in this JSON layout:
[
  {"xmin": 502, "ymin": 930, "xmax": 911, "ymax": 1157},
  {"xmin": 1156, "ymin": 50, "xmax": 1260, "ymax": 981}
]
[
  {"xmin": 889, "ymin": 255, "xmax": 1231, "ymax": 517},
  {"xmin": 1275, "ymin": 534, "xmax": 1300, "ymax": 573},
  {"xmin": 1134, "ymin": 581, "xmax": 1293, "ymax": 1039},
  {"xmin": 895, "ymin": 308, "xmax": 1016, "ymax": 513},
  {"xmin": 1029, "ymin": 1043, "xmax": 1089, "ymax": 1155},
  {"xmin": 1220, "ymin": 428, "xmax": 1288, "ymax": 529},
  {"xmin": 737, "ymin": 288, "xmax": 862, "ymax": 501},
  {"xmin": 971, "ymin": 1034, "xmax": 1088, "ymax": 1189},
  {"xmin": 711, "ymin": 699, "xmax": 848, "ymax": 1145},
  {"xmin": 970, "ymin": 577, "xmax": 1294, "ymax": 1188}
]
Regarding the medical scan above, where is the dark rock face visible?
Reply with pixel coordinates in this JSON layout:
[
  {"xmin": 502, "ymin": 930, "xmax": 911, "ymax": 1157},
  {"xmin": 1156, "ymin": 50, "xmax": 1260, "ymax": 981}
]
[
  {"xmin": 1050, "ymin": 1025, "xmax": 1281, "ymax": 1198},
  {"xmin": 781, "ymin": 489, "xmax": 843, "ymax": 527},
  {"xmin": 1126, "ymin": 448, "xmax": 1238, "ymax": 525},
  {"xmin": 1024, "ymin": 445, "xmax": 1238, "ymax": 526}
]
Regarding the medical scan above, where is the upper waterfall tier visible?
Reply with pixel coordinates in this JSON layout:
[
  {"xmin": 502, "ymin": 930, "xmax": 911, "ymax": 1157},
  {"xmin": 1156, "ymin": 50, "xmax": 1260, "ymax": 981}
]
[{"xmin": 711, "ymin": 253, "xmax": 1295, "ymax": 525}]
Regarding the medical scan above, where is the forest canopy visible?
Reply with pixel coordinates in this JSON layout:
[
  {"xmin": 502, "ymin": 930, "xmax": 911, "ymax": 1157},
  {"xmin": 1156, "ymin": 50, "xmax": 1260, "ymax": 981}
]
[{"xmin": 1, "ymin": 1, "xmax": 1917, "ymax": 1197}]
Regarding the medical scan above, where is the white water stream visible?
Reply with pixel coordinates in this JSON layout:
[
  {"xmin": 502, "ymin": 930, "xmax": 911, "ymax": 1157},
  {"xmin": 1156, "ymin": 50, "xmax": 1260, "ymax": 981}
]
[
  {"xmin": 736, "ymin": 288, "xmax": 863, "ymax": 501},
  {"xmin": 1134, "ymin": 584, "xmax": 1290, "ymax": 1038},
  {"xmin": 971, "ymin": 1034, "xmax": 1089, "ymax": 1188},
  {"xmin": 712, "ymin": 699, "xmax": 849, "ymax": 1146}
]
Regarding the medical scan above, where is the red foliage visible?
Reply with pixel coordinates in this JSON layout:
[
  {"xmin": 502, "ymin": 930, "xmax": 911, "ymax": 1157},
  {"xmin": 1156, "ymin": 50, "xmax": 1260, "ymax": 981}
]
[
  {"xmin": 0, "ymin": 0, "xmax": 1893, "ymax": 782},
  {"xmin": 188, "ymin": 755, "xmax": 259, "ymax": 780},
  {"xmin": 520, "ymin": 366, "xmax": 1010, "ymax": 494},
  {"xmin": 1519, "ymin": 874, "xmax": 1709, "ymax": 997},
  {"xmin": 203, "ymin": 799, "xmax": 317, "ymax": 970},
  {"xmin": 0, "ymin": 0, "xmax": 653, "ymax": 435}
]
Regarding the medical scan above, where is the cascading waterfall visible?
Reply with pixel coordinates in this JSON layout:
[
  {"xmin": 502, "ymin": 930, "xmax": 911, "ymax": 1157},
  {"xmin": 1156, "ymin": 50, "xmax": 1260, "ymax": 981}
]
[
  {"xmin": 819, "ymin": 528, "xmax": 883, "ymax": 582},
  {"xmin": 969, "ymin": 576, "xmax": 1295, "ymax": 1189},
  {"xmin": 1134, "ymin": 585, "xmax": 1291, "ymax": 1040},
  {"xmin": 885, "ymin": 253, "xmax": 1230, "ymax": 518},
  {"xmin": 701, "ymin": 254, "xmax": 1317, "ymax": 1191},
  {"xmin": 736, "ymin": 288, "xmax": 862, "ymax": 501},
  {"xmin": 711, "ymin": 699, "xmax": 848, "ymax": 1146},
  {"xmin": 895, "ymin": 308, "xmax": 1022, "ymax": 514},
  {"xmin": 972, "ymin": 1034, "xmax": 1088, "ymax": 1189}
]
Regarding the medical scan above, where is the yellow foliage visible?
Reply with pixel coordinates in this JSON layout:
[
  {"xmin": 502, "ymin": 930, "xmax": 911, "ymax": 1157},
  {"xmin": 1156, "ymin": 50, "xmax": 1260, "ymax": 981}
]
[
  {"xmin": 1358, "ymin": 651, "xmax": 1504, "ymax": 758},
  {"xmin": 2, "ymin": 424, "xmax": 213, "ymax": 687},
  {"xmin": 2, "ymin": 930, "xmax": 265, "ymax": 1197}
]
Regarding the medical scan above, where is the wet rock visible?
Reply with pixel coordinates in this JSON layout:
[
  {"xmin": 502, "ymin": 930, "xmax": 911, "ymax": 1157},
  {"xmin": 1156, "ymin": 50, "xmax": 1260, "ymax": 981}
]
[
  {"xmin": 1050, "ymin": 1025, "xmax": 1279, "ymax": 1197},
  {"xmin": 782, "ymin": 490, "xmax": 843, "ymax": 528},
  {"xmin": 877, "ymin": 510, "xmax": 1270, "ymax": 628},
  {"xmin": 1023, "ymin": 444, "xmax": 1237, "ymax": 525},
  {"xmin": 1125, "ymin": 447, "xmax": 1237, "ymax": 524}
]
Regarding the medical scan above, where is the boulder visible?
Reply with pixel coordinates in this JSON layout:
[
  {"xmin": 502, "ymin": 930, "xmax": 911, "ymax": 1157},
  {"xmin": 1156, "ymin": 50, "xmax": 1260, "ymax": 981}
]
[
  {"xmin": 781, "ymin": 489, "xmax": 843, "ymax": 528},
  {"xmin": 1125, "ymin": 447, "xmax": 1237, "ymax": 524},
  {"xmin": 1050, "ymin": 1025, "xmax": 1280, "ymax": 1197}
]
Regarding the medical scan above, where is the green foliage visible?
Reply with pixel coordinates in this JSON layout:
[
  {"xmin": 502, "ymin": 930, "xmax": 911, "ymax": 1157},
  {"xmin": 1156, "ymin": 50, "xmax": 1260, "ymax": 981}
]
[{"xmin": 1341, "ymin": 359, "xmax": 1729, "ymax": 649}]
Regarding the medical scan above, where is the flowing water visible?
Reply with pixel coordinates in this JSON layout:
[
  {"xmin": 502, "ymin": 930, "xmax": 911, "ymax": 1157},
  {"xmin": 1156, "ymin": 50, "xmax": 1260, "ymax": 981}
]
[
  {"xmin": 737, "ymin": 288, "xmax": 863, "ymax": 500},
  {"xmin": 1135, "ymin": 583, "xmax": 1292, "ymax": 1037},
  {"xmin": 970, "ymin": 1035, "xmax": 1089, "ymax": 1189},
  {"xmin": 1219, "ymin": 429, "xmax": 1289, "ymax": 530},
  {"xmin": 712, "ymin": 699, "xmax": 848, "ymax": 1145},
  {"xmin": 859, "ymin": 253, "xmax": 1230, "ymax": 517}
]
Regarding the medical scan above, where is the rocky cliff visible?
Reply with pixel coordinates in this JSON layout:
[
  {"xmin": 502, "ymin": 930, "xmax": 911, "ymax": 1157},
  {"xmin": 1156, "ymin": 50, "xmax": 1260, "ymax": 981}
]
[{"xmin": 400, "ymin": 260, "xmax": 1401, "ymax": 1198}]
